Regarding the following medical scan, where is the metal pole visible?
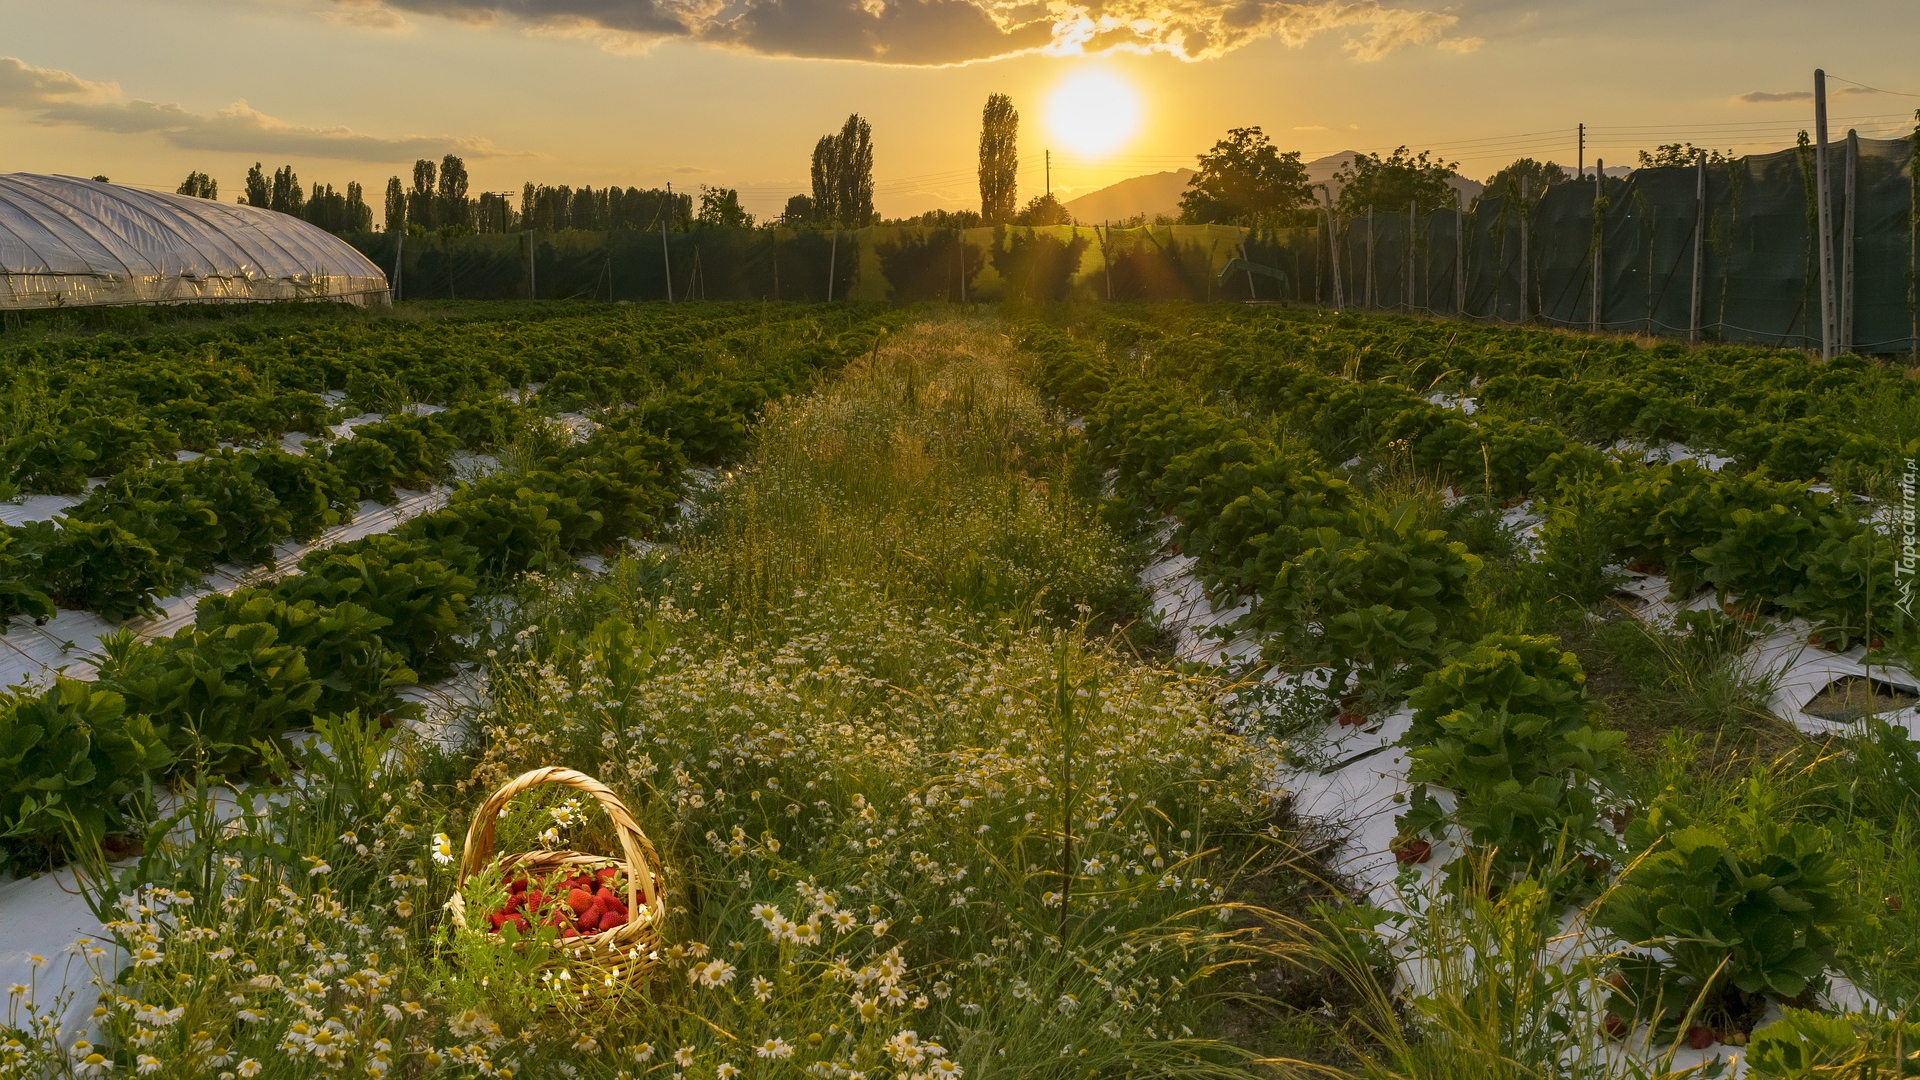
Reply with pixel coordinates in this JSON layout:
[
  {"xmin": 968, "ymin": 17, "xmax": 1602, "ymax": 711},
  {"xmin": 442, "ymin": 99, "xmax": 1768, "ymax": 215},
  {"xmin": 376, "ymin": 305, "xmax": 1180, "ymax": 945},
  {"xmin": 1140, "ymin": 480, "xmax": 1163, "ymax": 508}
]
[
  {"xmin": 1691, "ymin": 150, "xmax": 1707, "ymax": 344},
  {"xmin": 1842, "ymin": 128, "xmax": 1858, "ymax": 353},
  {"xmin": 1241, "ymin": 237, "xmax": 1257, "ymax": 300},
  {"xmin": 1814, "ymin": 69, "xmax": 1837, "ymax": 359},
  {"xmin": 1578, "ymin": 123, "xmax": 1585, "ymax": 181},
  {"xmin": 959, "ymin": 230, "xmax": 967, "ymax": 303},
  {"xmin": 827, "ymin": 228, "xmax": 837, "ymax": 302},
  {"xmin": 1519, "ymin": 177, "xmax": 1530, "ymax": 323},
  {"xmin": 1365, "ymin": 207, "xmax": 1375, "ymax": 309},
  {"xmin": 392, "ymin": 226, "xmax": 405, "ymax": 301},
  {"xmin": 1591, "ymin": 160, "xmax": 1604, "ymax": 333}
]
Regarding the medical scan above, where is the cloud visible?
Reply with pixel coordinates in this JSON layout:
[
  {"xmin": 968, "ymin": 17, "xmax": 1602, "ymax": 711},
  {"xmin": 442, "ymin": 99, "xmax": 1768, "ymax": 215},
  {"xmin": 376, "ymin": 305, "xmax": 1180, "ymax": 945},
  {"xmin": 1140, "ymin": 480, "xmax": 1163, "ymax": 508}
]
[
  {"xmin": 1736, "ymin": 86, "xmax": 1876, "ymax": 104},
  {"xmin": 328, "ymin": 0, "xmax": 1477, "ymax": 64},
  {"xmin": 0, "ymin": 55, "xmax": 523, "ymax": 161}
]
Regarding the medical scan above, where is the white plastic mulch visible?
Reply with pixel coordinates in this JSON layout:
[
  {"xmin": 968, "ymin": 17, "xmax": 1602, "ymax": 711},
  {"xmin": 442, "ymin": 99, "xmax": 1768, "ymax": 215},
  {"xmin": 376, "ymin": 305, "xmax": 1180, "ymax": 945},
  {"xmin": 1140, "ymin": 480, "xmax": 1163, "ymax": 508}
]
[{"xmin": 1139, "ymin": 519, "xmax": 1916, "ymax": 1074}]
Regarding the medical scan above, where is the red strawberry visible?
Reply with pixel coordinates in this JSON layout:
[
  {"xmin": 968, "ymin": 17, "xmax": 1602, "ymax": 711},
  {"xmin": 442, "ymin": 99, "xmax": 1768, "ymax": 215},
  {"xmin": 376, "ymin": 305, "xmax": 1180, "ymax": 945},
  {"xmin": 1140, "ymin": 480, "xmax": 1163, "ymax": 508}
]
[
  {"xmin": 1602, "ymin": 1013, "xmax": 1627, "ymax": 1039},
  {"xmin": 1337, "ymin": 711, "xmax": 1367, "ymax": 727},
  {"xmin": 1686, "ymin": 1026, "xmax": 1717, "ymax": 1050},
  {"xmin": 1393, "ymin": 839, "xmax": 1432, "ymax": 865},
  {"xmin": 488, "ymin": 911, "xmax": 509, "ymax": 931},
  {"xmin": 567, "ymin": 888, "xmax": 594, "ymax": 915},
  {"xmin": 506, "ymin": 877, "xmax": 528, "ymax": 894},
  {"xmin": 597, "ymin": 909, "xmax": 627, "ymax": 932},
  {"xmin": 605, "ymin": 898, "xmax": 628, "ymax": 918}
]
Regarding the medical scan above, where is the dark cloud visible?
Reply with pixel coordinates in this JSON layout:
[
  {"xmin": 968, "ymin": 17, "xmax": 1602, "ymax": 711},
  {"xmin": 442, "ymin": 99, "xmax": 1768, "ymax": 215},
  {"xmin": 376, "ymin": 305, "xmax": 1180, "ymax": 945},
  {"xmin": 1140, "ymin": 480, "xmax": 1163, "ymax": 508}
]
[
  {"xmin": 343, "ymin": 0, "xmax": 1479, "ymax": 63},
  {"xmin": 0, "ymin": 56, "xmax": 526, "ymax": 161},
  {"xmin": 1736, "ymin": 86, "xmax": 1876, "ymax": 104}
]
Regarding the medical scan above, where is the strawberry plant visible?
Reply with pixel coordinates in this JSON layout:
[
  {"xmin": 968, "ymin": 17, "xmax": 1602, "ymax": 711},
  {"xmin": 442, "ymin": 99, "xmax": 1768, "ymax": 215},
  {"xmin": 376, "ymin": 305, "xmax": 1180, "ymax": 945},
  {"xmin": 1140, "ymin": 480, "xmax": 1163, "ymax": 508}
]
[
  {"xmin": 33, "ymin": 517, "xmax": 179, "ymax": 622},
  {"xmin": 96, "ymin": 622, "xmax": 323, "ymax": 775},
  {"xmin": 1254, "ymin": 500, "xmax": 1480, "ymax": 693},
  {"xmin": 194, "ymin": 592, "xmax": 416, "ymax": 723},
  {"xmin": 1399, "ymin": 634, "xmax": 1625, "ymax": 894},
  {"xmin": 0, "ymin": 678, "xmax": 170, "ymax": 871},
  {"xmin": 1597, "ymin": 802, "xmax": 1853, "ymax": 1036},
  {"xmin": 1745, "ymin": 1009, "xmax": 1920, "ymax": 1079},
  {"xmin": 278, "ymin": 534, "xmax": 477, "ymax": 677},
  {"xmin": 0, "ymin": 526, "xmax": 54, "ymax": 621}
]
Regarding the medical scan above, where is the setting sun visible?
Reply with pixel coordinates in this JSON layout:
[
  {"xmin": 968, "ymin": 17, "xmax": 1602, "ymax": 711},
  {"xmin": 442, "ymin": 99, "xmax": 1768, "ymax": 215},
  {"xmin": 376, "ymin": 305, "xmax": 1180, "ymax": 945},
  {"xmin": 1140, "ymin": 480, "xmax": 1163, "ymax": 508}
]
[{"xmin": 1044, "ymin": 68, "xmax": 1142, "ymax": 158}]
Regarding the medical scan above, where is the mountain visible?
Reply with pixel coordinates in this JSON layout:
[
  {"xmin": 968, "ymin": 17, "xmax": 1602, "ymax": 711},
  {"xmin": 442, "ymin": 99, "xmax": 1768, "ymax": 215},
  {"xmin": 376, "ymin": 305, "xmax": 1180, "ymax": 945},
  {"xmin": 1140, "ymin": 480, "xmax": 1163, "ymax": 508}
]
[
  {"xmin": 1062, "ymin": 169, "xmax": 1193, "ymax": 223},
  {"xmin": 1062, "ymin": 153, "xmax": 1487, "ymax": 224}
]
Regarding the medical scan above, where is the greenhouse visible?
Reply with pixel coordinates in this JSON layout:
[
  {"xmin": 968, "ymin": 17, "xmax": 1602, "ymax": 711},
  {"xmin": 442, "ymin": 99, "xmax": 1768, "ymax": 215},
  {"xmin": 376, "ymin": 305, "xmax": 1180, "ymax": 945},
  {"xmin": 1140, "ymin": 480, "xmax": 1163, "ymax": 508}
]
[{"xmin": 0, "ymin": 173, "xmax": 388, "ymax": 310}]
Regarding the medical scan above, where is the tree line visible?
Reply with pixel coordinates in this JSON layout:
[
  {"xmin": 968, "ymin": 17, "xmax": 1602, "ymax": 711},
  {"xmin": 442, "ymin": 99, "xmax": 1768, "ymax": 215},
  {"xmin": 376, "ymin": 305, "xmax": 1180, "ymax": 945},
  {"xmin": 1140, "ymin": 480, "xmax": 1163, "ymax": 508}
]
[{"xmin": 170, "ymin": 111, "xmax": 1749, "ymax": 240}]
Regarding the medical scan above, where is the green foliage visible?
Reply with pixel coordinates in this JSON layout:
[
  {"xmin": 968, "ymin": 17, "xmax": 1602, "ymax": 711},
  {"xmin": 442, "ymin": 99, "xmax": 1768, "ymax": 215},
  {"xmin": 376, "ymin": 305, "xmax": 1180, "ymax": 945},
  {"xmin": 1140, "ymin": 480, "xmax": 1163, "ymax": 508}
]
[
  {"xmin": 1179, "ymin": 127, "xmax": 1311, "ymax": 226},
  {"xmin": 34, "ymin": 517, "xmax": 178, "ymax": 622},
  {"xmin": 278, "ymin": 534, "xmax": 477, "ymax": 678},
  {"xmin": 1598, "ymin": 802, "xmax": 1853, "ymax": 1031},
  {"xmin": 0, "ymin": 679, "xmax": 169, "ymax": 869},
  {"xmin": 97, "ymin": 623, "xmax": 322, "ymax": 776},
  {"xmin": 0, "ymin": 526, "xmax": 54, "ymax": 621},
  {"xmin": 1746, "ymin": 1008, "xmax": 1920, "ymax": 1078},
  {"xmin": 193, "ymin": 591, "xmax": 416, "ymax": 723},
  {"xmin": 249, "ymin": 448, "xmax": 357, "ymax": 540},
  {"xmin": 1333, "ymin": 146, "xmax": 1461, "ymax": 216},
  {"xmin": 1400, "ymin": 634, "xmax": 1624, "ymax": 892}
]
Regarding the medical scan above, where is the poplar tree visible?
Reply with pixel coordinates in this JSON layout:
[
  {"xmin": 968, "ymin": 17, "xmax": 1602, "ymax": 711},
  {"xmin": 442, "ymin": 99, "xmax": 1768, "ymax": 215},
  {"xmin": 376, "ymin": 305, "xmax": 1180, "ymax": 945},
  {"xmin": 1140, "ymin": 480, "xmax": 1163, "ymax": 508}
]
[
  {"xmin": 978, "ymin": 94, "xmax": 1018, "ymax": 224},
  {"xmin": 384, "ymin": 176, "xmax": 406, "ymax": 233},
  {"xmin": 270, "ymin": 166, "xmax": 304, "ymax": 216},
  {"xmin": 437, "ymin": 155, "xmax": 471, "ymax": 230},
  {"xmin": 245, "ymin": 163, "xmax": 270, "ymax": 208},
  {"xmin": 176, "ymin": 172, "xmax": 218, "ymax": 200},
  {"xmin": 809, "ymin": 114, "xmax": 875, "ymax": 227},
  {"xmin": 408, "ymin": 159, "xmax": 437, "ymax": 230}
]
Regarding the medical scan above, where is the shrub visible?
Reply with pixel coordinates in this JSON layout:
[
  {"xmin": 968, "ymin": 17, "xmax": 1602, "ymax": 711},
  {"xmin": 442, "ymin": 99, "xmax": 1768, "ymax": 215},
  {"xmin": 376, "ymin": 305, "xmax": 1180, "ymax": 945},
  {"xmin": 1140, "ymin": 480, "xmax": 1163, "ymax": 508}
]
[
  {"xmin": 1399, "ymin": 634, "xmax": 1625, "ymax": 893},
  {"xmin": 0, "ymin": 679, "xmax": 170, "ymax": 870},
  {"xmin": 97, "ymin": 623, "xmax": 323, "ymax": 776},
  {"xmin": 1597, "ymin": 802, "xmax": 1853, "ymax": 1034}
]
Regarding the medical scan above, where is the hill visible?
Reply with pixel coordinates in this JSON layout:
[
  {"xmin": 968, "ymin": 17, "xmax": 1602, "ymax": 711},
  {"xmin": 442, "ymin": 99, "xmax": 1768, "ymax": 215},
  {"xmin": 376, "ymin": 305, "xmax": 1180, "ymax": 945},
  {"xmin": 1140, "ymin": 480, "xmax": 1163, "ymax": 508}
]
[{"xmin": 1062, "ymin": 153, "xmax": 1487, "ymax": 224}]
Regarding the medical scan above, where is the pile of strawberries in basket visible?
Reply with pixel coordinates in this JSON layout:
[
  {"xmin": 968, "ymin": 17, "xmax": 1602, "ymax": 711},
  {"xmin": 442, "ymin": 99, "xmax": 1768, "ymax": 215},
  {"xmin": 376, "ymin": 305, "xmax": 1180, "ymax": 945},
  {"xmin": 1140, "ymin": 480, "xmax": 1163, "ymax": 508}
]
[{"xmin": 485, "ymin": 866, "xmax": 631, "ymax": 938}]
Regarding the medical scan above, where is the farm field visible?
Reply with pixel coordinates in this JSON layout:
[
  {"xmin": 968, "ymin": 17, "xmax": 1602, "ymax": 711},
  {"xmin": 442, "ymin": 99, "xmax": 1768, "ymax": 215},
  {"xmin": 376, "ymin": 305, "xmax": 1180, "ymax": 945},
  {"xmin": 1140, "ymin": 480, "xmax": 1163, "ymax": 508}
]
[{"xmin": 0, "ymin": 300, "xmax": 1916, "ymax": 1079}]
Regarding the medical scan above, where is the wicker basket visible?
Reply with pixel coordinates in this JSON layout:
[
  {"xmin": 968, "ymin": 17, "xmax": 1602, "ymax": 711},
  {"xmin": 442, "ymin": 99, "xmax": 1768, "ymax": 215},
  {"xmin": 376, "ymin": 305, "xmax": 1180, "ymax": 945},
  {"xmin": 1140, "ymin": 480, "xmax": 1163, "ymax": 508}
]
[{"xmin": 447, "ymin": 767, "xmax": 665, "ymax": 977}]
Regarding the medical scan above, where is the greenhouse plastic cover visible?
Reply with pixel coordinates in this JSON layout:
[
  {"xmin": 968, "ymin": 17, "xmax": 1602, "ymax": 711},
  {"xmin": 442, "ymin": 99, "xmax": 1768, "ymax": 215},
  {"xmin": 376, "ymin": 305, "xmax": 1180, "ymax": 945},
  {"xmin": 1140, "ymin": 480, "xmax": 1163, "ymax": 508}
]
[{"xmin": 0, "ymin": 173, "xmax": 389, "ymax": 310}]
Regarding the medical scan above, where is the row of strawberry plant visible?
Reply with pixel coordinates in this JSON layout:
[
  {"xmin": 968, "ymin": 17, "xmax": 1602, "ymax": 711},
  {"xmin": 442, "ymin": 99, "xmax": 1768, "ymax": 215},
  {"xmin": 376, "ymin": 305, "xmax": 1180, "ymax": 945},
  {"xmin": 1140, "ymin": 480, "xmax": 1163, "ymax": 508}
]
[
  {"xmin": 1068, "ymin": 306, "xmax": 1914, "ymax": 488},
  {"xmin": 0, "ymin": 304, "xmax": 889, "ymax": 496},
  {"xmin": 0, "ymin": 309, "xmax": 898, "ymax": 872},
  {"xmin": 1033, "ymin": 316, "xmax": 1908, "ymax": 658},
  {"xmin": 1032, "ymin": 320, "xmax": 1862, "ymax": 1044},
  {"xmin": 0, "ymin": 402, "xmax": 519, "ymax": 622}
]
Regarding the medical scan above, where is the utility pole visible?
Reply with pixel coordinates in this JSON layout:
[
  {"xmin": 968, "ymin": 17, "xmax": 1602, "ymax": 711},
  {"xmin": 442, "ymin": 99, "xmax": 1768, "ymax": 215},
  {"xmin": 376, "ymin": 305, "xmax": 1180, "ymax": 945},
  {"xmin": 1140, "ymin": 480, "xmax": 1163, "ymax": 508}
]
[
  {"xmin": 1406, "ymin": 199, "xmax": 1416, "ymax": 312},
  {"xmin": 1578, "ymin": 123, "xmax": 1585, "ymax": 181},
  {"xmin": 1454, "ymin": 194, "xmax": 1466, "ymax": 316},
  {"xmin": 662, "ymin": 182, "xmax": 675, "ymax": 303},
  {"xmin": 1814, "ymin": 69, "xmax": 1837, "ymax": 359},
  {"xmin": 1046, "ymin": 150, "xmax": 1052, "ymax": 200},
  {"xmin": 827, "ymin": 228, "xmax": 837, "ymax": 302}
]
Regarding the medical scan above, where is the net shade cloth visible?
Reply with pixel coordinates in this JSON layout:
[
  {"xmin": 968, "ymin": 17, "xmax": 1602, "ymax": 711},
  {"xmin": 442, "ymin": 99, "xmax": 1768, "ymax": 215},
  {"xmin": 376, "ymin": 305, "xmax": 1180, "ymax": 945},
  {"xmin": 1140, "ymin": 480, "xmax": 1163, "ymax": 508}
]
[{"xmin": 0, "ymin": 174, "xmax": 389, "ymax": 310}]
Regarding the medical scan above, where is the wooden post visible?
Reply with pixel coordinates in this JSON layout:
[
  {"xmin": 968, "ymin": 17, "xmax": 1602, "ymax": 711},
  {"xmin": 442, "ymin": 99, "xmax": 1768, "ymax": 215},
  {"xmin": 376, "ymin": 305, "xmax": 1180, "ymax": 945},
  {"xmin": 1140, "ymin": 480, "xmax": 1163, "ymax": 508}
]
[
  {"xmin": 1591, "ymin": 160, "xmax": 1604, "ymax": 333},
  {"xmin": 772, "ymin": 235, "xmax": 781, "ymax": 301},
  {"xmin": 1102, "ymin": 222, "xmax": 1112, "ymax": 300},
  {"xmin": 1241, "ymin": 237, "xmax": 1257, "ymax": 300},
  {"xmin": 662, "ymin": 185, "xmax": 677, "ymax": 303},
  {"xmin": 446, "ymin": 231, "xmax": 456, "ymax": 301},
  {"xmin": 827, "ymin": 228, "xmax": 837, "ymax": 302},
  {"xmin": 1690, "ymin": 150, "xmax": 1706, "ymax": 344},
  {"xmin": 392, "ymin": 226, "xmax": 405, "ymax": 301},
  {"xmin": 1365, "ymin": 207, "xmax": 1376, "ymax": 309},
  {"xmin": 1519, "ymin": 177, "xmax": 1530, "ymax": 323},
  {"xmin": 1814, "ymin": 69, "xmax": 1837, "ymax": 359},
  {"xmin": 959, "ymin": 231, "xmax": 968, "ymax": 303},
  {"xmin": 1321, "ymin": 185, "xmax": 1344, "ymax": 310},
  {"xmin": 1842, "ymin": 128, "xmax": 1858, "ymax": 353},
  {"xmin": 1455, "ymin": 197, "xmax": 1466, "ymax": 316}
]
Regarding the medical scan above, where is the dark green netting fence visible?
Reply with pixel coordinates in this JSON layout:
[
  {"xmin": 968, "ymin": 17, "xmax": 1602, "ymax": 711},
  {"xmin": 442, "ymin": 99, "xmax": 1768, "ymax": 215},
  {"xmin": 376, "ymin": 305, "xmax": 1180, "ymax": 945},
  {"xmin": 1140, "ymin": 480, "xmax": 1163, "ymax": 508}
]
[{"xmin": 348, "ymin": 133, "xmax": 1917, "ymax": 354}]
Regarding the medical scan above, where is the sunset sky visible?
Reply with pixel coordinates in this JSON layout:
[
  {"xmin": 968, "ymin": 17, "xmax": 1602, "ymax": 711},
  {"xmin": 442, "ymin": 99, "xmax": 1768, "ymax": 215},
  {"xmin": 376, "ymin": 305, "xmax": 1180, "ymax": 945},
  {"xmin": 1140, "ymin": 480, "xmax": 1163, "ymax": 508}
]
[{"xmin": 4, "ymin": 0, "xmax": 1917, "ymax": 219}]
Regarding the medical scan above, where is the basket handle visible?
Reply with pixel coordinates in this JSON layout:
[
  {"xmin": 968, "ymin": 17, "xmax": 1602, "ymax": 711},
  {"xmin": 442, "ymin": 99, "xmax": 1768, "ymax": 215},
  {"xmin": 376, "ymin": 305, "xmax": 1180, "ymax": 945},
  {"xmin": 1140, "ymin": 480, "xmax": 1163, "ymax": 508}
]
[{"xmin": 459, "ymin": 766, "xmax": 665, "ymax": 926}]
